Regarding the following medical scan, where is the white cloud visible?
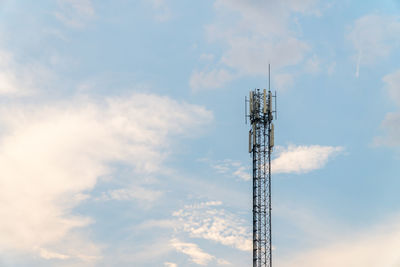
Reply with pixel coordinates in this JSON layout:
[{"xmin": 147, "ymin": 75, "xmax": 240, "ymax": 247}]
[
  {"xmin": 278, "ymin": 216, "xmax": 400, "ymax": 267},
  {"xmin": 96, "ymin": 185, "xmax": 163, "ymax": 205},
  {"xmin": 55, "ymin": 0, "xmax": 95, "ymax": 28},
  {"xmin": 272, "ymin": 145, "xmax": 344, "ymax": 174},
  {"xmin": 348, "ymin": 15, "xmax": 400, "ymax": 76},
  {"xmin": 173, "ymin": 201, "xmax": 252, "ymax": 251},
  {"xmin": 0, "ymin": 93, "xmax": 212, "ymax": 262},
  {"xmin": 191, "ymin": 0, "xmax": 321, "ymax": 90},
  {"xmin": 208, "ymin": 144, "xmax": 342, "ymax": 181},
  {"xmin": 170, "ymin": 238, "xmax": 215, "ymax": 266},
  {"xmin": 190, "ymin": 69, "xmax": 234, "ymax": 91},
  {"xmin": 210, "ymin": 159, "xmax": 250, "ymax": 181}
]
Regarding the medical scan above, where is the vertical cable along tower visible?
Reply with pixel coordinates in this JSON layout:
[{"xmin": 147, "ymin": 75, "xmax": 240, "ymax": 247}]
[{"xmin": 245, "ymin": 68, "xmax": 276, "ymax": 267}]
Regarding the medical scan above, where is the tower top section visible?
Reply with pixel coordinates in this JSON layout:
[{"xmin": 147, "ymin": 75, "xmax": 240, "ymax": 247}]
[{"xmin": 247, "ymin": 89, "xmax": 276, "ymax": 125}]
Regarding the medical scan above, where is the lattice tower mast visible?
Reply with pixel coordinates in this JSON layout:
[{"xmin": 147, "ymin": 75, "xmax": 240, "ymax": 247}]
[{"xmin": 246, "ymin": 71, "xmax": 276, "ymax": 267}]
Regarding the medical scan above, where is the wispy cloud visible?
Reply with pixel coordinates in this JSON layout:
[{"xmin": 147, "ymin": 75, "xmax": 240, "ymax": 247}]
[
  {"xmin": 375, "ymin": 112, "xmax": 400, "ymax": 147},
  {"xmin": 55, "ymin": 0, "xmax": 95, "ymax": 28},
  {"xmin": 272, "ymin": 145, "xmax": 344, "ymax": 174},
  {"xmin": 173, "ymin": 201, "xmax": 252, "ymax": 251},
  {"xmin": 170, "ymin": 238, "xmax": 215, "ymax": 265},
  {"xmin": 150, "ymin": 0, "xmax": 172, "ymax": 22},
  {"xmin": 375, "ymin": 69, "xmax": 400, "ymax": 147},
  {"xmin": 207, "ymin": 159, "xmax": 250, "ymax": 181},
  {"xmin": 190, "ymin": 69, "xmax": 234, "ymax": 91},
  {"xmin": 95, "ymin": 185, "xmax": 163, "ymax": 206},
  {"xmin": 37, "ymin": 248, "xmax": 70, "ymax": 260}
]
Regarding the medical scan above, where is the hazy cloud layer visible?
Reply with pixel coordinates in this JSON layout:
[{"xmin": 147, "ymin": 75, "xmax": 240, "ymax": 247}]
[
  {"xmin": 0, "ymin": 50, "xmax": 52, "ymax": 96},
  {"xmin": 279, "ymin": 216, "xmax": 400, "ymax": 267}
]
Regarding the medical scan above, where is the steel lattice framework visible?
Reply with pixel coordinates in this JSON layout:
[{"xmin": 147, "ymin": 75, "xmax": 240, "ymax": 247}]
[{"xmin": 246, "ymin": 87, "xmax": 275, "ymax": 267}]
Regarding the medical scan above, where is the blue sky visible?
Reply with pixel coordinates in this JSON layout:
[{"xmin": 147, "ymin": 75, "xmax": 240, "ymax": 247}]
[{"xmin": 0, "ymin": 0, "xmax": 400, "ymax": 266}]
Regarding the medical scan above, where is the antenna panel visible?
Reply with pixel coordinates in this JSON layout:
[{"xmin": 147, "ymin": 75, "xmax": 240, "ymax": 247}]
[
  {"xmin": 263, "ymin": 89, "xmax": 267, "ymax": 114},
  {"xmin": 253, "ymin": 124, "xmax": 256, "ymax": 145},
  {"xmin": 270, "ymin": 123, "xmax": 274, "ymax": 148},
  {"xmin": 268, "ymin": 91, "xmax": 272, "ymax": 113},
  {"xmin": 249, "ymin": 91, "xmax": 253, "ymax": 115},
  {"xmin": 249, "ymin": 130, "xmax": 252, "ymax": 153}
]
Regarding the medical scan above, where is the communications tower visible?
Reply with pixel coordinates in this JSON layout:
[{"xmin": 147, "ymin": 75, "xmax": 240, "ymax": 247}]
[{"xmin": 245, "ymin": 69, "xmax": 276, "ymax": 267}]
